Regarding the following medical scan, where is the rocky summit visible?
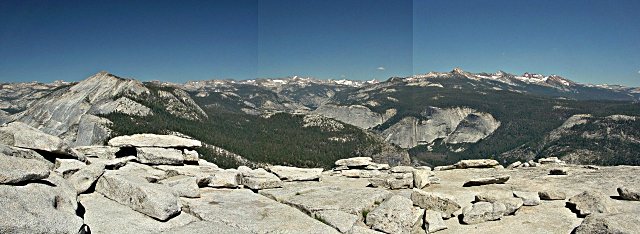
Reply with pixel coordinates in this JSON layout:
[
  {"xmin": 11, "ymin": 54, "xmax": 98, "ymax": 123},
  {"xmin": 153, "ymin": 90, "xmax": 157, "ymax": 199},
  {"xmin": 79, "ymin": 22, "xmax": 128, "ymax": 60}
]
[{"xmin": 1, "ymin": 127, "xmax": 639, "ymax": 233}]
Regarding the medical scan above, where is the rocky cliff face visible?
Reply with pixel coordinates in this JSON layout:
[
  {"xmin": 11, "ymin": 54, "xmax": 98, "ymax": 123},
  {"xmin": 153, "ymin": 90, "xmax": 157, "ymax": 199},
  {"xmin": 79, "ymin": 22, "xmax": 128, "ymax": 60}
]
[
  {"xmin": 313, "ymin": 104, "xmax": 384, "ymax": 129},
  {"xmin": 382, "ymin": 107, "xmax": 500, "ymax": 149},
  {"xmin": 16, "ymin": 72, "xmax": 150, "ymax": 146}
]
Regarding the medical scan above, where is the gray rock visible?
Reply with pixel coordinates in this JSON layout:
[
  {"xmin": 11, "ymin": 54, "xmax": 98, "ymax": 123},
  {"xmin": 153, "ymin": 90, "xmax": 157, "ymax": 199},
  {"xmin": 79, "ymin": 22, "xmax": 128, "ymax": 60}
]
[
  {"xmin": 513, "ymin": 191, "xmax": 541, "ymax": 206},
  {"xmin": 54, "ymin": 158, "xmax": 86, "ymax": 178},
  {"xmin": 87, "ymin": 155, "xmax": 136, "ymax": 169},
  {"xmin": 567, "ymin": 191, "xmax": 614, "ymax": 217},
  {"xmin": 269, "ymin": 165, "xmax": 323, "ymax": 181},
  {"xmin": 182, "ymin": 149, "xmax": 199, "ymax": 163},
  {"xmin": 424, "ymin": 210, "xmax": 447, "ymax": 233},
  {"xmin": 259, "ymin": 186, "xmax": 392, "ymax": 219},
  {"xmin": 0, "ymin": 143, "xmax": 48, "ymax": 162},
  {"xmin": 461, "ymin": 202, "xmax": 506, "ymax": 224},
  {"xmin": 80, "ymin": 193, "xmax": 199, "ymax": 234},
  {"xmin": 538, "ymin": 190, "xmax": 567, "ymax": 200},
  {"xmin": 0, "ymin": 155, "xmax": 50, "ymax": 184},
  {"xmin": 410, "ymin": 207, "xmax": 426, "ymax": 234},
  {"xmin": 108, "ymin": 134, "xmax": 202, "ymax": 148},
  {"xmin": 462, "ymin": 175, "xmax": 510, "ymax": 187},
  {"xmin": 181, "ymin": 188, "xmax": 339, "ymax": 233},
  {"xmin": 342, "ymin": 169, "xmax": 383, "ymax": 178},
  {"xmin": 67, "ymin": 162, "xmax": 105, "ymax": 194},
  {"xmin": 335, "ymin": 157, "xmax": 374, "ymax": 167},
  {"xmin": 390, "ymin": 166, "xmax": 415, "ymax": 173},
  {"xmin": 314, "ymin": 210, "xmax": 359, "ymax": 233},
  {"xmin": 573, "ymin": 212, "xmax": 640, "ymax": 234},
  {"xmin": 348, "ymin": 226, "xmax": 384, "ymax": 234},
  {"xmin": 159, "ymin": 175, "xmax": 200, "ymax": 198},
  {"xmin": 117, "ymin": 162, "xmax": 168, "ymax": 182},
  {"xmin": 0, "ymin": 177, "xmax": 83, "ymax": 233},
  {"xmin": 95, "ymin": 170, "xmax": 180, "ymax": 221},
  {"xmin": 366, "ymin": 195, "xmax": 415, "ymax": 234},
  {"xmin": 433, "ymin": 165, "xmax": 456, "ymax": 171},
  {"xmin": 370, "ymin": 172, "xmax": 414, "ymax": 190},
  {"xmin": 413, "ymin": 169, "xmax": 433, "ymax": 189},
  {"xmin": 549, "ymin": 168, "xmax": 568, "ymax": 175},
  {"xmin": 617, "ymin": 187, "xmax": 640, "ymax": 201},
  {"xmin": 94, "ymin": 96, "xmax": 152, "ymax": 116},
  {"xmin": 72, "ymin": 146, "xmax": 120, "ymax": 159},
  {"xmin": 455, "ymin": 159, "xmax": 500, "ymax": 169},
  {"xmin": 506, "ymin": 161, "xmax": 522, "ymax": 169},
  {"xmin": 365, "ymin": 163, "xmax": 390, "ymax": 170},
  {"xmin": 161, "ymin": 221, "xmax": 249, "ymax": 234},
  {"xmin": 197, "ymin": 159, "xmax": 218, "ymax": 168},
  {"xmin": 538, "ymin": 157, "xmax": 564, "ymax": 164},
  {"xmin": 136, "ymin": 147, "xmax": 184, "ymax": 165},
  {"xmin": 410, "ymin": 189, "xmax": 461, "ymax": 219},
  {"xmin": 241, "ymin": 168, "xmax": 283, "ymax": 190},
  {"xmin": 314, "ymin": 104, "xmax": 383, "ymax": 130},
  {"xmin": 0, "ymin": 121, "xmax": 72, "ymax": 155}
]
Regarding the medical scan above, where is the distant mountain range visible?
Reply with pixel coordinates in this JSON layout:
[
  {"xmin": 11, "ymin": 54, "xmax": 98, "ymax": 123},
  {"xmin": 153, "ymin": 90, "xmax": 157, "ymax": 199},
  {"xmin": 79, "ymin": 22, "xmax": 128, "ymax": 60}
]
[{"xmin": 1, "ymin": 68, "xmax": 639, "ymax": 167}]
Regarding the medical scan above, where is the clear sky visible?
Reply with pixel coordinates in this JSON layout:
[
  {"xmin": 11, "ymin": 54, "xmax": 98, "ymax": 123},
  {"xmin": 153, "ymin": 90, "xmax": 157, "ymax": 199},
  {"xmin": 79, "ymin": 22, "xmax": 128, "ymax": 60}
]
[{"xmin": 1, "ymin": 0, "xmax": 639, "ymax": 86}]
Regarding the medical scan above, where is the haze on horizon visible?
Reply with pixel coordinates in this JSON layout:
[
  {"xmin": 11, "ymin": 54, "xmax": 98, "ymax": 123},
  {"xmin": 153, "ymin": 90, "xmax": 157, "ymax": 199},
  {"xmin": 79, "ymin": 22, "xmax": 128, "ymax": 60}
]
[{"xmin": 1, "ymin": 0, "xmax": 639, "ymax": 86}]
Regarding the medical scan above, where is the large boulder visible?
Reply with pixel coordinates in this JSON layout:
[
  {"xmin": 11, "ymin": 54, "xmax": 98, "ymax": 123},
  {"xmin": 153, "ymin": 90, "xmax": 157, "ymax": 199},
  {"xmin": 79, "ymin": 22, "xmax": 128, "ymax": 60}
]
[
  {"xmin": 95, "ymin": 171, "xmax": 180, "ymax": 221},
  {"xmin": 67, "ymin": 162, "xmax": 106, "ymax": 194},
  {"xmin": 0, "ymin": 155, "xmax": 50, "ymax": 184},
  {"xmin": 461, "ymin": 202, "xmax": 506, "ymax": 224},
  {"xmin": 369, "ymin": 172, "xmax": 413, "ymax": 190},
  {"xmin": 365, "ymin": 195, "xmax": 415, "ymax": 234},
  {"xmin": 413, "ymin": 168, "xmax": 433, "ymax": 189},
  {"xmin": 567, "ymin": 191, "xmax": 614, "ymax": 217},
  {"xmin": 454, "ymin": 159, "xmax": 500, "ymax": 169},
  {"xmin": 0, "ymin": 144, "xmax": 48, "ymax": 162},
  {"xmin": 0, "ymin": 122, "xmax": 71, "ymax": 155},
  {"xmin": 241, "ymin": 168, "xmax": 283, "ymax": 190},
  {"xmin": 617, "ymin": 187, "xmax": 640, "ymax": 201},
  {"xmin": 269, "ymin": 165, "xmax": 323, "ymax": 181},
  {"xmin": 573, "ymin": 212, "xmax": 640, "ymax": 234},
  {"xmin": 335, "ymin": 157, "xmax": 373, "ymax": 167},
  {"xmin": 108, "ymin": 134, "xmax": 202, "ymax": 148},
  {"xmin": 462, "ymin": 175, "xmax": 510, "ymax": 187},
  {"xmin": 0, "ymin": 178, "xmax": 83, "ymax": 233},
  {"xmin": 136, "ymin": 147, "xmax": 184, "ymax": 165},
  {"xmin": 410, "ymin": 189, "xmax": 461, "ymax": 219},
  {"xmin": 538, "ymin": 190, "xmax": 567, "ymax": 200}
]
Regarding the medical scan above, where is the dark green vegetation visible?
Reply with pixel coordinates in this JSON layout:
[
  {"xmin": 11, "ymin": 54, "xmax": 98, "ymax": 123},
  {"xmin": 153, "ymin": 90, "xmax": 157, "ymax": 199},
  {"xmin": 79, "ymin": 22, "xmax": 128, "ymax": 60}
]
[
  {"xmin": 103, "ymin": 83, "xmax": 386, "ymax": 169},
  {"xmin": 340, "ymin": 76, "xmax": 640, "ymax": 166}
]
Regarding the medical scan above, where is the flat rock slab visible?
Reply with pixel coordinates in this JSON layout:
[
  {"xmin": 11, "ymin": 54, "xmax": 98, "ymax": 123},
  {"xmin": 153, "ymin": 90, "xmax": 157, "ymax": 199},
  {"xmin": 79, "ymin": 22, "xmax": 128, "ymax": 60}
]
[
  {"xmin": 461, "ymin": 202, "xmax": 505, "ymax": 224},
  {"xmin": 314, "ymin": 210, "xmax": 359, "ymax": 233},
  {"xmin": 269, "ymin": 165, "xmax": 323, "ymax": 181},
  {"xmin": 260, "ymin": 185, "xmax": 392, "ymax": 218},
  {"xmin": 159, "ymin": 175, "xmax": 200, "ymax": 198},
  {"xmin": 424, "ymin": 210, "xmax": 447, "ymax": 233},
  {"xmin": 80, "ymin": 193, "xmax": 199, "ymax": 234},
  {"xmin": 0, "ymin": 155, "xmax": 50, "ymax": 184},
  {"xmin": 95, "ymin": 171, "xmax": 180, "ymax": 221},
  {"xmin": 539, "ymin": 190, "xmax": 567, "ymax": 200},
  {"xmin": 136, "ymin": 147, "xmax": 184, "ymax": 165},
  {"xmin": 181, "ymin": 188, "xmax": 339, "ymax": 233},
  {"xmin": 463, "ymin": 175, "xmax": 510, "ymax": 187},
  {"xmin": 335, "ymin": 157, "xmax": 373, "ymax": 167},
  {"xmin": 241, "ymin": 168, "xmax": 283, "ymax": 190},
  {"xmin": 455, "ymin": 159, "xmax": 499, "ymax": 169},
  {"xmin": 73, "ymin": 146, "xmax": 120, "ymax": 159},
  {"xmin": 54, "ymin": 158, "xmax": 86, "ymax": 177},
  {"xmin": 0, "ymin": 181, "xmax": 82, "ymax": 233},
  {"xmin": 108, "ymin": 134, "xmax": 202, "ymax": 148}
]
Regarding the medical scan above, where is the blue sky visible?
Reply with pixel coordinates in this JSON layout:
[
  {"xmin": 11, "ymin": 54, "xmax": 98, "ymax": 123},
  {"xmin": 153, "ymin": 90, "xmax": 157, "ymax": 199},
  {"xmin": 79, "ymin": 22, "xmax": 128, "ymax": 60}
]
[{"xmin": 1, "ymin": 0, "xmax": 639, "ymax": 86}]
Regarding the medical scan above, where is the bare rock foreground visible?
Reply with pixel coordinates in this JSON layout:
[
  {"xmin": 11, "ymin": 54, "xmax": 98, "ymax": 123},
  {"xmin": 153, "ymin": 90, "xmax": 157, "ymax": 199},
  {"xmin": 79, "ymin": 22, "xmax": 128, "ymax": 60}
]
[{"xmin": 1, "ymin": 129, "xmax": 639, "ymax": 233}]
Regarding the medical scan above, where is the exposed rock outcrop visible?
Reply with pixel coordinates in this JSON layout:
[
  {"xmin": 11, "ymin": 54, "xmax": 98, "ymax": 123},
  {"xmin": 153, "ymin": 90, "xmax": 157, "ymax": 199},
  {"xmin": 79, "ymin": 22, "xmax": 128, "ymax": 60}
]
[
  {"xmin": 381, "ymin": 107, "xmax": 500, "ymax": 148},
  {"xmin": 0, "ymin": 155, "xmax": 50, "ymax": 184},
  {"xmin": 313, "ymin": 104, "xmax": 383, "ymax": 129}
]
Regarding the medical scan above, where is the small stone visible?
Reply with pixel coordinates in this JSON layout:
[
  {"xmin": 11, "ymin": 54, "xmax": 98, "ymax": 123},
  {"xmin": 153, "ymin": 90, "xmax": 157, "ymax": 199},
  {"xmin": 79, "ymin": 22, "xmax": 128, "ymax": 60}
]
[
  {"xmin": 463, "ymin": 175, "xmax": 510, "ymax": 187},
  {"xmin": 549, "ymin": 168, "xmax": 568, "ymax": 175},
  {"xmin": 513, "ymin": 191, "xmax": 541, "ymax": 206},
  {"xmin": 506, "ymin": 161, "xmax": 522, "ymax": 169},
  {"xmin": 539, "ymin": 190, "xmax": 567, "ymax": 200},
  {"xmin": 424, "ymin": 210, "xmax": 447, "ymax": 233},
  {"xmin": 617, "ymin": 187, "xmax": 640, "ymax": 201}
]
